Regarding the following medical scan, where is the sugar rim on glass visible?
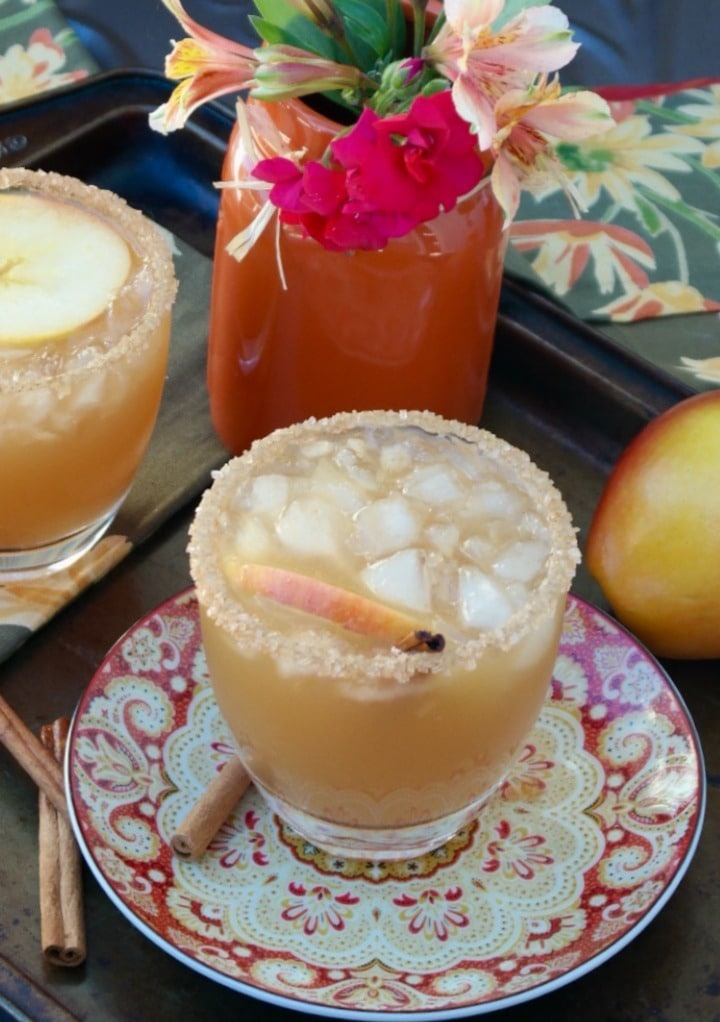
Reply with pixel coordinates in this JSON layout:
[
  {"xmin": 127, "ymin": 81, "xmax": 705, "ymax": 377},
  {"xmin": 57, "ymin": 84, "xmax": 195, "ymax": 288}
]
[
  {"xmin": 0, "ymin": 167, "xmax": 178, "ymax": 393},
  {"xmin": 189, "ymin": 409, "xmax": 581, "ymax": 682}
]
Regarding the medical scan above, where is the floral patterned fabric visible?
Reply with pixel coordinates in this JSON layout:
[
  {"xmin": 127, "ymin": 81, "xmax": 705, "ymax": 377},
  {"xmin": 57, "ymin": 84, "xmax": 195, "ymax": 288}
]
[
  {"xmin": 0, "ymin": 0, "xmax": 96, "ymax": 106},
  {"xmin": 507, "ymin": 79, "xmax": 720, "ymax": 392}
]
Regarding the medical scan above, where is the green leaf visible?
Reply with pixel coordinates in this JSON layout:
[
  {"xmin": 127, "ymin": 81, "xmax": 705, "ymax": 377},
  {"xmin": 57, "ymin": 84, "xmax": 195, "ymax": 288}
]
[
  {"xmin": 251, "ymin": 0, "xmax": 344, "ymax": 60},
  {"xmin": 251, "ymin": 14, "xmax": 342, "ymax": 59},
  {"xmin": 385, "ymin": 0, "xmax": 408, "ymax": 52},
  {"xmin": 334, "ymin": 0, "xmax": 392, "ymax": 64},
  {"xmin": 249, "ymin": 15, "xmax": 290, "ymax": 46}
]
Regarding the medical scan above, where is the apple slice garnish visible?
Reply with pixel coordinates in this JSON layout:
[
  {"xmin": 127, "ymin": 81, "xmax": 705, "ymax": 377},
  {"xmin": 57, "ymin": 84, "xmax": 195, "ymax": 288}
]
[
  {"xmin": 0, "ymin": 192, "xmax": 132, "ymax": 344},
  {"xmin": 226, "ymin": 562, "xmax": 444, "ymax": 651}
]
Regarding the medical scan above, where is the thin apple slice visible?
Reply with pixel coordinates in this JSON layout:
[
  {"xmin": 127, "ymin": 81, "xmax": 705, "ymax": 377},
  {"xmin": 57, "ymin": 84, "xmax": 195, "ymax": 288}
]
[
  {"xmin": 0, "ymin": 192, "xmax": 132, "ymax": 344},
  {"xmin": 227, "ymin": 562, "xmax": 444, "ymax": 651}
]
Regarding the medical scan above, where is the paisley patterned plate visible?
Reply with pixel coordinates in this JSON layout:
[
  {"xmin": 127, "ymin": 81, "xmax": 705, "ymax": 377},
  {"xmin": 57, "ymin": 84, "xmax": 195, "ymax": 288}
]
[{"xmin": 66, "ymin": 589, "xmax": 705, "ymax": 1019}]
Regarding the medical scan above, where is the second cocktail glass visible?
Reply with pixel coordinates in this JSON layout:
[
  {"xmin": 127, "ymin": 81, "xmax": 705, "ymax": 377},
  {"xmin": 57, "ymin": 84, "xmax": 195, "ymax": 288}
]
[
  {"xmin": 189, "ymin": 410, "xmax": 580, "ymax": 860},
  {"xmin": 0, "ymin": 167, "xmax": 177, "ymax": 577}
]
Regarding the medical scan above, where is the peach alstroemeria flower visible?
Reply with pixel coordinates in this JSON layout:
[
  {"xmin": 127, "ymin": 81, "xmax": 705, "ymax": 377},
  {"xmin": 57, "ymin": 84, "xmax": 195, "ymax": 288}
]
[
  {"xmin": 150, "ymin": 0, "xmax": 364, "ymax": 133},
  {"xmin": 149, "ymin": 0, "xmax": 259, "ymax": 133},
  {"xmin": 252, "ymin": 45, "xmax": 367, "ymax": 101},
  {"xmin": 220, "ymin": 100, "xmax": 298, "ymax": 287},
  {"xmin": 424, "ymin": 0, "xmax": 579, "ymax": 149},
  {"xmin": 491, "ymin": 76, "xmax": 614, "ymax": 220}
]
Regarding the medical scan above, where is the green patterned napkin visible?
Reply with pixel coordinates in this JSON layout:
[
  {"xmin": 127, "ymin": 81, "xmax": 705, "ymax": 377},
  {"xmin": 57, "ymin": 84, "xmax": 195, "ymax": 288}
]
[
  {"xmin": 0, "ymin": 0, "xmax": 97, "ymax": 106},
  {"xmin": 506, "ymin": 80, "xmax": 720, "ymax": 392}
]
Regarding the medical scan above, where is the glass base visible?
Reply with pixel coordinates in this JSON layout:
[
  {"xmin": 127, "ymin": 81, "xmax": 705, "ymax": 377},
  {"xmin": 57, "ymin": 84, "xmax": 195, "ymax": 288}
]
[
  {"xmin": 255, "ymin": 780, "xmax": 501, "ymax": 862},
  {"xmin": 0, "ymin": 498, "xmax": 124, "ymax": 580}
]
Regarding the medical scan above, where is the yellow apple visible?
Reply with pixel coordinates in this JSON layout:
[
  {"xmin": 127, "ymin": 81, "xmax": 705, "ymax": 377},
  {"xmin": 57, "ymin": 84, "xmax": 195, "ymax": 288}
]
[
  {"xmin": 226, "ymin": 562, "xmax": 444, "ymax": 651},
  {"xmin": 586, "ymin": 390, "xmax": 720, "ymax": 659},
  {"xmin": 0, "ymin": 192, "xmax": 132, "ymax": 344}
]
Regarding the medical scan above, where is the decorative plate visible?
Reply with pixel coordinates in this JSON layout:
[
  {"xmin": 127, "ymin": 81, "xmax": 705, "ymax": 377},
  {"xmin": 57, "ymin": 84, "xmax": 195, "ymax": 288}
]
[{"xmin": 66, "ymin": 590, "xmax": 705, "ymax": 1019}]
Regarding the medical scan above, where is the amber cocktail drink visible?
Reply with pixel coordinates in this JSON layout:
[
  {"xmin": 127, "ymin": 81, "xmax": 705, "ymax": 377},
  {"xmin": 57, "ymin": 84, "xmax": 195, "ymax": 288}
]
[
  {"xmin": 189, "ymin": 410, "xmax": 580, "ymax": 859},
  {"xmin": 0, "ymin": 168, "xmax": 177, "ymax": 576}
]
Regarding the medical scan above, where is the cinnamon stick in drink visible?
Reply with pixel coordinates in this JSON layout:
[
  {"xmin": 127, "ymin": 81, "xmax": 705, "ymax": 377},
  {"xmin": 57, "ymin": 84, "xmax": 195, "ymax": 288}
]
[
  {"xmin": 0, "ymin": 693, "xmax": 67, "ymax": 820},
  {"xmin": 171, "ymin": 757, "xmax": 251, "ymax": 860},
  {"xmin": 38, "ymin": 718, "xmax": 86, "ymax": 967},
  {"xmin": 396, "ymin": 630, "xmax": 446, "ymax": 653}
]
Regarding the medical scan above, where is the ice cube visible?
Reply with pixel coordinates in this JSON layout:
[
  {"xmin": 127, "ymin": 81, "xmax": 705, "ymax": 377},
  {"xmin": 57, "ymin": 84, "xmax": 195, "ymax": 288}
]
[
  {"xmin": 403, "ymin": 464, "xmax": 463, "ymax": 504},
  {"xmin": 311, "ymin": 461, "xmax": 366, "ymax": 512},
  {"xmin": 493, "ymin": 539, "xmax": 550, "ymax": 583},
  {"xmin": 276, "ymin": 496, "xmax": 345, "ymax": 558},
  {"xmin": 458, "ymin": 567, "xmax": 513, "ymax": 630},
  {"xmin": 249, "ymin": 473, "xmax": 290, "ymax": 514},
  {"xmin": 303, "ymin": 439, "xmax": 334, "ymax": 458},
  {"xmin": 346, "ymin": 436, "xmax": 369, "ymax": 457},
  {"xmin": 232, "ymin": 517, "xmax": 272, "ymax": 560},
  {"xmin": 464, "ymin": 481, "xmax": 524, "ymax": 520},
  {"xmin": 520, "ymin": 512, "xmax": 548, "ymax": 538},
  {"xmin": 427, "ymin": 523, "xmax": 460, "ymax": 556},
  {"xmin": 335, "ymin": 447, "xmax": 377, "ymax": 491},
  {"xmin": 380, "ymin": 442, "xmax": 413, "ymax": 476},
  {"xmin": 361, "ymin": 548, "xmax": 431, "ymax": 613},
  {"xmin": 504, "ymin": 580, "xmax": 532, "ymax": 611},
  {"xmin": 16, "ymin": 386, "xmax": 58, "ymax": 430},
  {"xmin": 321, "ymin": 481, "xmax": 366, "ymax": 513},
  {"xmin": 70, "ymin": 370, "xmax": 107, "ymax": 413},
  {"xmin": 462, "ymin": 535, "xmax": 495, "ymax": 567},
  {"xmin": 353, "ymin": 497, "xmax": 420, "ymax": 557}
]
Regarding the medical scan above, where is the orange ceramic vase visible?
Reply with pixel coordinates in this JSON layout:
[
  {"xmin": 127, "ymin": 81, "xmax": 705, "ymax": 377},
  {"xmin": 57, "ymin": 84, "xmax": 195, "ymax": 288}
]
[{"xmin": 207, "ymin": 96, "xmax": 508, "ymax": 455}]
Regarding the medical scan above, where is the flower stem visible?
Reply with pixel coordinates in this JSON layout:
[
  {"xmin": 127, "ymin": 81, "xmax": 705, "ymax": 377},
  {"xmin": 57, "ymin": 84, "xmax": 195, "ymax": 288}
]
[
  {"xmin": 385, "ymin": 0, "xmax": 399, "ymax": 52},
  {"xmin": 411, "ymin": 0, "xmax": 428, "ymax": 55}
]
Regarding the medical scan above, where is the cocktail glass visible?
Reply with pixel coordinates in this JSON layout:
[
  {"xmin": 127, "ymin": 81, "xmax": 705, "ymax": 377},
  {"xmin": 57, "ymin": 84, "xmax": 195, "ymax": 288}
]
[
  {"xmin": 0, "ymin": 167, "xmax": 177, "ymax": 577},
  {"xmin": 189, "ymin": 409, "xmax": 580, "ymax": 860}
]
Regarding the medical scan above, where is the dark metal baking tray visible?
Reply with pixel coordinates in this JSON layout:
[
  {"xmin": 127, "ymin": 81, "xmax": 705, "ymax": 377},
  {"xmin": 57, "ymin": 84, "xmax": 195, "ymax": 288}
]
[{"xmin": 0, "ymin": 71, "xmax": 714, "ymax": 1022}]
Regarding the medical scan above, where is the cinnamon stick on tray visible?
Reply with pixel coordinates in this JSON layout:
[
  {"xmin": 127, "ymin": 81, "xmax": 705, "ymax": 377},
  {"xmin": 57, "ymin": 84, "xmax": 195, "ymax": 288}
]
[
  {"xmin": 171, "ymin": 757, "xmax": 252, "ymax": 860},
  {"xmin": 38, "ymin": 718, "xmax": 86, "ymax": 968},
  {"xmin": 0, "ymin": 692, "xmax": 67, "ymax": 820}
]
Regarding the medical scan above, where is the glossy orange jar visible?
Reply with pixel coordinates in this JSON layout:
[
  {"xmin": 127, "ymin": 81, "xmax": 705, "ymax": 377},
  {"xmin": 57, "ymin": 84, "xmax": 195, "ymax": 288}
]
[{"xmin": 207, "ymin": 97, "xmax": 507, "ymax": 455}]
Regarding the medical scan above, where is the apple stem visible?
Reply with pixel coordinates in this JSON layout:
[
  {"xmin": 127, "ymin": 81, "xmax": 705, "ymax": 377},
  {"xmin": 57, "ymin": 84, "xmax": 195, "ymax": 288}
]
[{"xmin": 396, "ymin": 630, "xmax": 445, "ymax": 653}]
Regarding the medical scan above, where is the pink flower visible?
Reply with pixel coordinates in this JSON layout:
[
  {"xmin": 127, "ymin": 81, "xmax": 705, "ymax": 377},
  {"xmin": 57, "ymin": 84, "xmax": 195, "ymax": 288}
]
[
  {"xmin": 254, "ymin": 157, "xmax": 390, "ymax": 250},
  {"xmin": 334, "ymin": 90, "xmax": 487, "ymax": 218},
  {"xmin": 253, "ymin": 89, "xmax": 487, "ymax": 251}
]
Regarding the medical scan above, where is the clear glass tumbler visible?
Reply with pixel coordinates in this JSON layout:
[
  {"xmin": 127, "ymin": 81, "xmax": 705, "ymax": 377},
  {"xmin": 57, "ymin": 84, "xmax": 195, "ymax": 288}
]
[
  {"xmin": 189, "ymin": 409, "xmax": 580, "ymax": 860},
  {"xmin": 0, "ymin": 167, "xmax": 177, "ymax": 577}
]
